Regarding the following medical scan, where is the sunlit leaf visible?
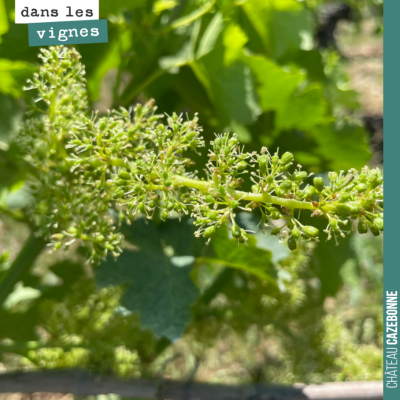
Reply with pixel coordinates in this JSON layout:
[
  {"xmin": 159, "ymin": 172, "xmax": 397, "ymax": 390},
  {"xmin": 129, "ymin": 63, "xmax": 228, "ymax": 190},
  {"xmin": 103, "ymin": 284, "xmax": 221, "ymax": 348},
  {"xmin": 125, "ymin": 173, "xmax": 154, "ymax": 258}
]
[
  {"xmin": 274, "ymin": 84, "xmax": 327, "ymax": 131},
  {"xmin": 223, "ymin": 23, "xmax": 248, "ymax": 66},
  {"xmin": 196, "ymin": 12, "xmax": 224, "ymax": 59},
  {"xmin": 314, "ymin": 121, "xmax": 372, "ymax": 171},
  {"xmin": 243, "ymin": 53, "xmax": 304, "ymax": 111}
]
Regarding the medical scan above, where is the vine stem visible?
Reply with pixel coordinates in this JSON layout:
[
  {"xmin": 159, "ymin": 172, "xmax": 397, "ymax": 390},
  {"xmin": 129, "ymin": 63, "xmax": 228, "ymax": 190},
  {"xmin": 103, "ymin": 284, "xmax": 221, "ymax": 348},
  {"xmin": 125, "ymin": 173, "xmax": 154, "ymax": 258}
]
[
  {"xmin": 80, "ymin": 157, "xmax": 337, "ymax": 213},
  {"xmin": 172, "ymin": 175, "xmax": 337, "ymax": 213},
  {"xmin": 0, "ymin": 233, "xmax": 46, "ymax": 308}
]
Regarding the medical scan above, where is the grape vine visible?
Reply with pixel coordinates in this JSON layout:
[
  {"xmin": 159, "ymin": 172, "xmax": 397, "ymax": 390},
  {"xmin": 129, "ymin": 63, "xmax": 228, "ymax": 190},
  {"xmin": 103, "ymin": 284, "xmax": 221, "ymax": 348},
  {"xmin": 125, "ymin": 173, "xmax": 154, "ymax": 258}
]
[{"xmin": 16, "ymin": 46, "xmax": 383, "ymax": 263}]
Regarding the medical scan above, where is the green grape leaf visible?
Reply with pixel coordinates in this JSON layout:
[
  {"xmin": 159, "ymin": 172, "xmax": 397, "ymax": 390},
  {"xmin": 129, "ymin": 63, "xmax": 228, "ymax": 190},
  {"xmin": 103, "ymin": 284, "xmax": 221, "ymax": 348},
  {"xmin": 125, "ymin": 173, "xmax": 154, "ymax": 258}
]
[
  {"xmin": 159, "ymin": 20, "xmax": 200, "ymax": 71},
  {"xmin": 244, "ymin": 53, "xmax": 326, "ymax": 132},
  {"xmin": 0, "ymin": 308, "xmax": 39, "ymax": 340},
  {"xmin": 223, "ymin": 24, "xmax": 248, "ymax": 66},
  {"xmin": 0, "ymin": 59, "xmax": 35, "ymax": 97},
  {"xmin": 96, "ymin": 218, "xmax": 198, "ymax": 341},
  {"xmin": 209, "ymin": 225, "xmax": 277, "ymax": 283},
  {"xmin": 314, "ymin": 121, "xmax": 372, "ymax": 171},
  {"xmin": 153, "ymin": 0, "xmax": 179, "ymax": 15},
  {"xmin": 313, "ymin": 232, "xmax": 356, "ymax": 299},
  {"xmin": 86, "ymin": 29, "xmax": 132, "ymax": 101},
  {"xmin": 0, "ymin": 94, "xmax": 23, "ymax": 147},
  {"xmin": 196, "ymin": 12, "xmax": 224, "ymax": 59},
  {"xmin": 269, "ymin": 5, "xmax": 313, "ymax": 59},
  {"xmin": 274, "ymin": 84, "xmax": 327, "ymax": 131},
  {"xmin": 243, "ymin": 53, "xmax": 304, "ymax": 111},
  {"xmin": 300, "ymin": 211, "xmax": 356, "ymax": 299},
  {"xmin": 192, "ymin": 37, "xmax": 261, "ymax": 126},
  {"xmin": 170, "ymin": 0, "xmax": 215, "ymax": 30},
  {"xmin": 242, "ymin": 0, "xmax": 313, "ymax": 59},
  {"xmin": 38, "ymin": 261, "xmax": 85, "ymax": 301},
  {"xmin": 290, "ymin": 50, "xmax": 325, "ymax": 83},
  {"xmin": 0, "ymin": 0, "xmax": 9, "ymax": 40}
]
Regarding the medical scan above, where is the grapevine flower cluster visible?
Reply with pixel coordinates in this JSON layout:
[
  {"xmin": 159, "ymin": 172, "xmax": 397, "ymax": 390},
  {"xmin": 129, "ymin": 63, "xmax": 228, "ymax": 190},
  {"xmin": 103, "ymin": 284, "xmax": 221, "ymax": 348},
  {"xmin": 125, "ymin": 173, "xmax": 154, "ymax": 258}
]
[{"xmin": 14, "ymin": 46, "xmax": 383, "ymax": 263}]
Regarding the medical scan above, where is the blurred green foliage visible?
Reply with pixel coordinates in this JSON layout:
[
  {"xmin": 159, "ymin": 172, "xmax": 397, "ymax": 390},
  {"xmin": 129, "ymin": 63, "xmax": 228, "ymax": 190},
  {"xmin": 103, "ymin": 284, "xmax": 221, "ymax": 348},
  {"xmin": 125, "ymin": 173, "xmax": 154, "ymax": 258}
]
[{"xmin": 0, "ymin": 0, "xmax": 382, "ymax": 385}]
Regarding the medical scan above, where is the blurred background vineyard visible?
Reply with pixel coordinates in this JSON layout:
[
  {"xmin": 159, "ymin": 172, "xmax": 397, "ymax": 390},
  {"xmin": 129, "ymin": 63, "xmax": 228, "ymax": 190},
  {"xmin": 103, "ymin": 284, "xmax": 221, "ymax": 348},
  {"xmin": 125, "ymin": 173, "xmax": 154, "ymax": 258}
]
[{"xmin": 0, "ymin": 0, "xmax": 383, "ymax": 393}]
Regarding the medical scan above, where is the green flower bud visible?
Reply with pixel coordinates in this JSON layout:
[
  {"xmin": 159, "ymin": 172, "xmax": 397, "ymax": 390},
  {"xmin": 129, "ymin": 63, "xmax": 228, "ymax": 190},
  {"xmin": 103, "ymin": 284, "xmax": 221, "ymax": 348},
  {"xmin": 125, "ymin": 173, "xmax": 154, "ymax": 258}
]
[
  {"xmin": 291, "ymin": 228, "xmax": 300, "ymax": 239},
  {"xmin": 230, "ymin": 200, "xmax": 239, "ymax": 209},
  {"xmin": 287, "ymin": 236, "xmax": 297, "ymax": 251},
  {"xmin": 340, "ymin": 193, "xmax": 352, "ymax": 202},
  {"xmin": 281, "ymin": 152, "xmax": 294, "ymax": 165},
  {"xmin": 113, "ymin": 189, "xmax": 124, "ymax": 199},
  {"xmin": 194, "ymin": 218, "xmax": 208, "ymax": 226},
  {"xmin": 232, "ymin": 223, "xmax": 241, "ymax": 238},
  {"xmin": 348, "ymin": 204, "xmax": 360, "ymax": 215},
  {"xmin": 138, "ymin": 203, "xmax": 146, "ymax": 213},
  {"xmin": 164, "ymin": 180, "xmax": 172, "ymax": 187},
  {"xmin": 321, "ymin": 189, "xmax": 331, "ymax": 198},
  {"xmin": 213, "ymin": 138, "xmax": 222, "ymax": 152},
  {"xmin": 258, "ymin": 155, "xmax": 269, "ymax": 174},
  {"xmin": 281, "ymin": 163, "xmax": 291, "ymax": 172},
  {"xmin": 313, "ymin": 177, "xmax": 325, "ymax": 192},
  {"xmin": 206, "ymin": 195, "xmax": 214, "ymax": 203},
  {"xmin": 328, "ymin": 172, "xmax": 338, "ymax": 183},
  {"xmin": 303, "ymin": 186, "xmax": 315, "ymax": 198},
  {"xmin": 135, "ymin": 104, "xmax": 143, "ymax": 118},
  {"xmin": 161, "ymin": 210, "xmax": 169, "ymax": 221},
  {"xmin": 95, "ymin": 234, "xmax": 105, "ymax": 243},
  {"xmin": 99, "ymin": 119, "xmax": 108, "ymax": 131},
  {"xmin": 258, "ymin": 155, "xmax": 268, "ymax": 166},
  {"xmin": 358, "ymin": 173, "xmax": 367, "ymax": 181},
  {"xmin": 280, "ymin": 180, "xmax": 292, "ymax": 190},
  {"xmin": 303, "ymin": 226, "xmax": 319, "ymax": 238},
  {"xmin": 270, "ymin": 210, "xmax": 281, "ymax": 220},
  {"xmin": 275, "ymin": 187, "xmax": 285, "ymax": 197},
  {"xmin": 354, "ymin": 183, "xmax": 368, "ymax": 193},
  {"xmin": 228, "ymin": 138, "xmax": 238, "ymax": 147},
  {"xmin": 271, "ymin": 227, "xmax": 281, "ymax": 236},
  {"xmin": 223, "ymin": 146, "xmax": 231, "ymax": 156},
  {"xmin": 166, "ymin": 201, "xmax": 174, "ymax": 211},
  {"xmin": 204, "ymin": 226, "xmax": 216, "ymax": 238},
  {"xmin": 293, "ymin": 171, "xmax": 308, "ymax": 181},
  {"xmin": 335, "ymin": 203, "xmax": 352, "ymax": 217},
  {"xmin": 237, "ymin": 161, "xmax": 247, "ymax": 170},
  {"xmin": 237, "ymin": 230, "xmax": 248, "ymax": 243},
  {"xmin": 373, "ymin": 217, "xmax": 383, "ymax": 231},
  {"xmin": 208, "ymin": 211, "xmax": 218, "ymax": 220},
  {"xmin": 330, "ymin": 219, "xmax": 339, "ymax": 231},
  {"xmin": 165, "ymin": 157, "xmax": 175, "ymax": 166},
  {"xmin": 266, "ymin": 175, "xmax": 274, "ymax": 184},
  {"xmin": 357, "ymin": 219, "xmax": 368, "ymax": 234},
  {"xmin": 369, "ymin": 176, "xmax": 383, "ymax": 189},
  {"xmin": 369, "ymin": 223, "xmax": 380, "ymax": 236},
  {"xmin": 218, "ymin": 186, "xmax": 226, "ymax": 196},
  {"xmin": 271, "ymin": 155, "xmax": 279, "ymax": 165}
]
